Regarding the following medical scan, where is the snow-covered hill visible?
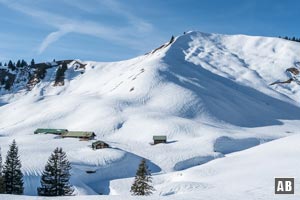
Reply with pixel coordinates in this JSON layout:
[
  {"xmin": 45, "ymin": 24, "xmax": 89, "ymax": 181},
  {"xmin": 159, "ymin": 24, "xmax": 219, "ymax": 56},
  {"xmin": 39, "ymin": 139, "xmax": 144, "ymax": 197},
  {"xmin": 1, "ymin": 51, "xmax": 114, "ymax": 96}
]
[{"xmin": 0, "ymin": 31, "xmax": 300, "ymax": 198}]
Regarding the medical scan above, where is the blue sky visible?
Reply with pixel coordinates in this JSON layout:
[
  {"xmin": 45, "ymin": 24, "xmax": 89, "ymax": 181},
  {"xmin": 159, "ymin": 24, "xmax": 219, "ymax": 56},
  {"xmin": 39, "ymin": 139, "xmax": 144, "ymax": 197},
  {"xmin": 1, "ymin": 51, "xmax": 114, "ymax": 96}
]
[{"xmin": 0, "ymin": 0, "xmax": 299, "ymax": 63}]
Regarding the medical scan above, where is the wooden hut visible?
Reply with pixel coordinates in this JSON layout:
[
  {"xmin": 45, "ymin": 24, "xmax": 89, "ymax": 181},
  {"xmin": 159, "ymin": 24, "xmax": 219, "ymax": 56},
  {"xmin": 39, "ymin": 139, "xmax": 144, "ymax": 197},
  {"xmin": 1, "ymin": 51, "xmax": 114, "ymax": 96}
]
[
  {"xmin": 153, "ymin": 135, "xmax": 167, "ymax": 144},
  {"xmin": 34, "ymin": 128, "xmax": 68, "ymax": 135},
  {"xmin": 92, "ymin": 140, "xmax": 109, "ymax": 149},
  {"xmin": 61, "ymin": 131, "xmax": 96, "ymax": 140}
]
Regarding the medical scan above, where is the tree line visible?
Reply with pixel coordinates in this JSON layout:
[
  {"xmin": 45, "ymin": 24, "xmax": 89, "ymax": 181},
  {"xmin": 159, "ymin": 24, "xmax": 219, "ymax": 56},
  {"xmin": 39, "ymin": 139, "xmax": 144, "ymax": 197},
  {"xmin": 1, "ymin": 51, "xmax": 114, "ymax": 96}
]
[
  {"xmin": 279, "ymin": 36, "xmax": 300, "ymax": 42},
  {"xmin": 0, "ymin": 59, "xmax": 35, "ymax": 71},
  {"xmin": 0, "ymin": 140, "xmax": 154, "ymax": 196},
  {"xmin": 0, "ymin": 58, "xmax": 69, "ymax": 91}
]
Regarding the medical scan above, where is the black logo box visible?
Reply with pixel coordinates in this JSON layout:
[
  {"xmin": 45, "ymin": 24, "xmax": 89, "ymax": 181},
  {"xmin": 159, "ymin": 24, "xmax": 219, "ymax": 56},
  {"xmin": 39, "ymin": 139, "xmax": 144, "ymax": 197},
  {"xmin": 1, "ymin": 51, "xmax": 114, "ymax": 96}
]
[{"xmin": 275, "ymin": 178, "xmax": 294, "ymax": 194}]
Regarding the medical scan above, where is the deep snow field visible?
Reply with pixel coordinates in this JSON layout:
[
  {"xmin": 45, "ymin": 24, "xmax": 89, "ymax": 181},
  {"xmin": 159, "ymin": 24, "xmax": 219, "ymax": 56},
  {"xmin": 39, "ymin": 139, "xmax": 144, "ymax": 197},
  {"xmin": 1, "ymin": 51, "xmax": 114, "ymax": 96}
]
[{"xmin": 1, "ymin": 31, "xmax": 300, "ymax": 199}]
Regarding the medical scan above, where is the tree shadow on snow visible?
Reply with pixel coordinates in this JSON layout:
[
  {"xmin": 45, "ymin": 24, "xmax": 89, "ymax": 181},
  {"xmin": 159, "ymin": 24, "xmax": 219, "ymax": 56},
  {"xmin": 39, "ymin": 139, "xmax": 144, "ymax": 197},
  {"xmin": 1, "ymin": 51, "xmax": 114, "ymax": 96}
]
[{"xmin": 71, "ymin": 149, "xmax": 161, "ymax": 195}]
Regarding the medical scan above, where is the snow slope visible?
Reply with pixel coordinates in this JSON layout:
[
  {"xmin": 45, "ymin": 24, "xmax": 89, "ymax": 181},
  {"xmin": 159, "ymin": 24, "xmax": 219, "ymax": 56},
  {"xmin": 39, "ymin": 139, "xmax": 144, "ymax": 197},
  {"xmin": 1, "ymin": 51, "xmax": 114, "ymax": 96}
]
[
  {"xmin": 109, "ymin": 133, "xmax": 300, "ymax": 200},
  {"xmin": 0, "ymin": 31, "xmax": 300, "ymax": 198},
  {"xmin": 3, "ymin": 134, "xmax": 300, "ymax": 199}
]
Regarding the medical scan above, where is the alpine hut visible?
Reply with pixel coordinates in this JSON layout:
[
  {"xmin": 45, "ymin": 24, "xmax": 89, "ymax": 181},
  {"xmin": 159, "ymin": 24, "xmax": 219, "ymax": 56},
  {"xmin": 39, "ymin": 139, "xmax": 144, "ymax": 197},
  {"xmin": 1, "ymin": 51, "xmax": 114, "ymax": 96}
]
[
  {"xmin": 34, "ymin": 128, "xmax": 68, "ymax": 135},
  {"xmin": 61, "ymin": 131, "xmax": 96, "ymax": 140},
  {"xmin": 153, "ymin": 135, "xmax": 167, "ymax": 144},
  {"xmin": 92, "ymin": 140, "xmax": 109, "ymax": 149}
]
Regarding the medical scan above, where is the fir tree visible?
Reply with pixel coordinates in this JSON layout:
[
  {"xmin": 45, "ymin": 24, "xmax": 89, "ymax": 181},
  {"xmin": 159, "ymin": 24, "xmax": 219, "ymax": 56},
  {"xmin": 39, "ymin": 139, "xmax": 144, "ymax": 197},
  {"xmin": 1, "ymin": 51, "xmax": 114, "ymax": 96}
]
[
  {"xmin": 7, "ymin": 60, "xmax": 15, "ymax": 71},
  {"xmin": 0, "ymin": 147, "xmax": 4, "ymax": 193},
  {"xmin": 37, "ymin": 147, "xmax": 73, "ymax": 196},
  {"xmin": 0, "ymin": 147, "xmax": 2, "ymax": 174},
  {"xmin": 130, "ymin": 159, "xmax": 154, "ymax": 196},
  {"xmin": 0, "ymin": 175, "xmax": 4, "ymax": 194},
  {"xmin": 3, "ymin": 140, "xmax": 24, "ymax": 194},
  {"xmin": 30, "ymin": 59, "xmax": 35, "ymax": 67},
  {"xmin": 62, "ymin": 62, "xmax": 67, "ymax": 71},
  {"xmin": 16, "ymin": 60, "xmax": 21, "ymax": 68},
  {"xmin": 54, "ymin": 62, "xmax": 68, "ymax": 85},
  {"xmin": 21, "ymin": 60, "xmax": 28, "ymax": 68},
  {"xmin": 4, "ymin": 82, "xmax": 12, "ymax": 90},
  {"xmin": 169, "ymin": 35, "xmax": 175, "ymax": 44}
]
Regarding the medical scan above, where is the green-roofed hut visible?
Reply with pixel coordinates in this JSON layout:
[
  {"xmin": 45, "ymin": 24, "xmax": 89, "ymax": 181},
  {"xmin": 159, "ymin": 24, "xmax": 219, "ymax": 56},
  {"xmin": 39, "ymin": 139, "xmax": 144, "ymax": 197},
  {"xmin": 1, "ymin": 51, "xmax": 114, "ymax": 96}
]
[
  {"xmin": 34, "ymin": 128, "xmax": 68, "ymax": 135},
  {"xmin": 92, "ymin": 140, "xmax": 109, "ymax": 149},
  {"xmin": 61, "ymin": 131, "xmax": 96, "ymax": 140},
  {"xmin": 153, "ymin": 135, "xmax": 167, "ymax": 144}
]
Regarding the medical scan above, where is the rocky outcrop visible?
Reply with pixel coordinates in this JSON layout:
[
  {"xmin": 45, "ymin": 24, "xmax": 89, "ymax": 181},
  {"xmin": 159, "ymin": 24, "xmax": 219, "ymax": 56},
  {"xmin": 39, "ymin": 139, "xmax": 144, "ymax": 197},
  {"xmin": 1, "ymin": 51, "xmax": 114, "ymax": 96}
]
[
  {"xmin": 270, "ymin": 67, "xmax": 300, "ymax": 86},
  {"xmin": 0, "ymin": 59, "xmax": 86, "ymax": 92}
]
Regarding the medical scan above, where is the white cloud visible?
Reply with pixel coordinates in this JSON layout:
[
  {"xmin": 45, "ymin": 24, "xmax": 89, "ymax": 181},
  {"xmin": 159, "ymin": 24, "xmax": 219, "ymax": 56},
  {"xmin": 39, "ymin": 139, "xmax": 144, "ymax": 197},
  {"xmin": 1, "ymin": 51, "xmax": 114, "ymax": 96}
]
[
  {"xmin": 0, "ymin": 0, "xmax": 156, "ymax": 54},
  {"xmin": 38, "ymin": 29, "xmax": 70, "ymax": 54}
]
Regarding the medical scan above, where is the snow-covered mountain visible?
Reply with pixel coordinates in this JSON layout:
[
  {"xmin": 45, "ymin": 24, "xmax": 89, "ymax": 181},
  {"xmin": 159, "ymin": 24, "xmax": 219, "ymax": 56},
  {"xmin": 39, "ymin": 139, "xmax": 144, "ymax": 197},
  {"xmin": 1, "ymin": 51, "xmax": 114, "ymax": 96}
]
[{"xmin": 1, "ymin": 31, "xmax": 300, "ymax": 199}]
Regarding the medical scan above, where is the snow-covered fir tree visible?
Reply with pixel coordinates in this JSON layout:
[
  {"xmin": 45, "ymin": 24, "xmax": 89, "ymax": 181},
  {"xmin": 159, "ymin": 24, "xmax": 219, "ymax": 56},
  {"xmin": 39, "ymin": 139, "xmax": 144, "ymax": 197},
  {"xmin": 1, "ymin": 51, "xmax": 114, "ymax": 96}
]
[
  {"xmin": 130, "ymin": 159, "xmax": 154, "ymax": 196},
  {"xmin": 3, "ymin": 140, "xmax": 24, "ymax": 194},
  {"xmin": 37, "ymin": 147, "xmax": 74, "ymax": 196}
]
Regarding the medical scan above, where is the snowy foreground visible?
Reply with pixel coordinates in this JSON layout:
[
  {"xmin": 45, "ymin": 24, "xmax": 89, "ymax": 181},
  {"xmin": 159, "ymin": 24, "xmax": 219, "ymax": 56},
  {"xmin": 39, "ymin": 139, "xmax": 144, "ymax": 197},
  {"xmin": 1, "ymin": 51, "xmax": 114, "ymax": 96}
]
[
  {"xmin": 2, "ymin": 134, "xmax": 300, "ymax": 200},
  {"xmin": 1, "ymin": 31, "xmax": 300, "ymax": 199}
]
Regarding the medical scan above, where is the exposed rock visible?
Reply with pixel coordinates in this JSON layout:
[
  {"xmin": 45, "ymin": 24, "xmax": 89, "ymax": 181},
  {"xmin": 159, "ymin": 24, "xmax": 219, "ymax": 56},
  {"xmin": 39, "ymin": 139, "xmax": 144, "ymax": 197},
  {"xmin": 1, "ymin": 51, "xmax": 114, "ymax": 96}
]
[{"xmin": 270, "ymin": 66, "xmax": 300, "ymax": 85}]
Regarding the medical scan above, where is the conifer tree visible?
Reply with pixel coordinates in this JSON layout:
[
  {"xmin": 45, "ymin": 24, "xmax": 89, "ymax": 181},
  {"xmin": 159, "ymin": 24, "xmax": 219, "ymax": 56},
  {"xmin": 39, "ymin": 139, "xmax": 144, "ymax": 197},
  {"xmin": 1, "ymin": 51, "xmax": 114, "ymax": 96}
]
[
  {"xmin": 7, "ymin": 60, "xmax": 15, "ymax": 71},
  {"xmin": 130, "ymin": 159, "xmax": 154, "ymax": 196},
  {"xmin": 0, "ymin": 147, "xmax": 5, "ymax": 193},
  {"xmin": 169, "ymin": 35, "xmax": 175, "ymax": 44},
  {"xmin": 21, "ymin": 60, "xmax": 28, "ymax": 68},
  {"xmin": 4, "ymin": 82, "xmax": 11, "ymax": 90},
  {"xmin": 62, "ymin": 62, "xmax": 67, "ymax": 71},
  {"xmin": 37, "ymin": 147, "xmax": 73, "ymax": 196},
  {"xmin": 3, "ymin": 140, "xmax": 24, "ymax": 194},
  {"xmin": 0, "ymin": 147, "xmax": 2, "ymax": 173},
  {"xmin": 54, "ymin": 62, "xmax": 68, "ymax": 85},
  {"xmin": 30, "ymin": 59, "xmax": 35, "ymax": 67},
  {"xmin": 16, "ymin": 60, "xmax": 21, "ymax": 68}
]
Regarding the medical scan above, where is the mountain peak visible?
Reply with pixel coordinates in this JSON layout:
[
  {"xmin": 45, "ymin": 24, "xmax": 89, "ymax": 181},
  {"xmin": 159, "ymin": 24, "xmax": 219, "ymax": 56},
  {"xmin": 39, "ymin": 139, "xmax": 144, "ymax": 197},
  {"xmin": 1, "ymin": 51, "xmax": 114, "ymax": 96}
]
[{"xmin": 1, "ymin": 31, "xmax": 300, "ymax": 196}]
